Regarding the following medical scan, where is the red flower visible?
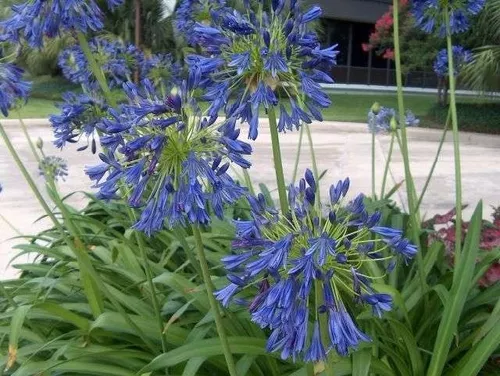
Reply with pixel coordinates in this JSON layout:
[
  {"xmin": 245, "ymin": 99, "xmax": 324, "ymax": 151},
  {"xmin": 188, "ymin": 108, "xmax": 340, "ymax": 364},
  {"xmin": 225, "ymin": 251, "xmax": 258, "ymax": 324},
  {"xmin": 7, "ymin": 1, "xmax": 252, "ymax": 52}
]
[
  {"xmin": 383, "ymin": 49, "xmax": 395, "ymax": 60},
  {"xmin": 362, "ymin": 43, "xmax": 372, "ymax": 52}
]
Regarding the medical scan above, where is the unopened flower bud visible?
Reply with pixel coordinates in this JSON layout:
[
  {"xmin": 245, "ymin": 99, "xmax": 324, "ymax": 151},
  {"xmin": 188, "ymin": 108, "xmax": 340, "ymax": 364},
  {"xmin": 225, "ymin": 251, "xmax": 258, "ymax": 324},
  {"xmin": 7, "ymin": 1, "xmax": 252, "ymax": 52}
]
[
  {"xmin": 390, "ymin": 116, "xmax": 398, "ymax": 131},
  {"xmin": 370, "ymin": 102, "xmax": 381, "ymax": 114},
  {"xmin": 36, "ymin": 137, "xmax": 44, "ymax": 149}
]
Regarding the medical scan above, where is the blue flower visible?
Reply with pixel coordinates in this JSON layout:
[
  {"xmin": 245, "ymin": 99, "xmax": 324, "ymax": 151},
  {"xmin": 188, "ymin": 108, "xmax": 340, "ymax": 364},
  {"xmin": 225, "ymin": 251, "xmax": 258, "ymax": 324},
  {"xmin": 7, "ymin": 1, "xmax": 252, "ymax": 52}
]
[
  {"xmin": 58, "ymin": 37, "xmax": 144, "ymax": 90},
  {"xmin": 264, "ymin": 52, "xmax": 289, "ymax": 78},
  {"xmin": 304, "ymin": 321, "xmax": 327, "ymax": 362},
  {"xmin": 306, "ymin": 233, "xmax": 336, "ymax": 266},
  {"xmin": 0, "ymin": 0, "xmax": 124, "ymax": 48},
  {"xmin": 140, "ymin": 53, "xmax": 182, "ymax": 88},
  {"xmin": 327, "ymin": 301, "xmax": 371, "ymax": 356},
  {"xmin": 362, "ymin": 293, "xmax": 392, "ymax": 318},
  {"xmin": 39, "ymin": 156, "xmax": 68, "ymax": 182},
  {"xmin": 86, "ymin": 80, "xmax": 251, "ymax": 235},
  {"xmin": 49, "ymin": 92, "xmax": 108, "ymax": 150},
  {"xmin": 174, "ymin": 0, "xmax": 227, "ymax": 45},
  {"xmin": 411, "ymin": 0, "xmax": 486, "ymax": 35},
  {"xmin": 215, "ymin": 170, "xmax": 417, "ymax": 361},
  {"xmin": 229, "ymin": 52, "xmax": 251, "ymax": 75},
  {"xmin": 186, "ymin": 2, "xmax": 339, "ymax": 140},
  {"xmin": 301, "ymin": 5, "xmax": 323, "ymax": 23},
  {"xmin": 433, "ymin": 45, "xmax": 473, "ymax": 77},
  {"xmin": 0, "ymin": 63, "xmax": 31, "ymax": 117},
  {"xmin": 367, "ymin": 105, "xmax": 419, "ymax": 133}
]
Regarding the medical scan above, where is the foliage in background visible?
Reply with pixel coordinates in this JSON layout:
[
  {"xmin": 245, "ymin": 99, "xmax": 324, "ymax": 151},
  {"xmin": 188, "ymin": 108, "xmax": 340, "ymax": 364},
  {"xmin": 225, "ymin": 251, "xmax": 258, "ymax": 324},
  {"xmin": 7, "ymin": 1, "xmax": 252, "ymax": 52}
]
[
  {"xmin": 362, "ymin": 0, "xmax": 442, "ymax": 74},
  {"xmin": 362, "ymin": 0, "xmax": 488, "ymax": 76},
  {"xmin": 462, "ymin": 0, "xmax": 500, "ymax": 92}
]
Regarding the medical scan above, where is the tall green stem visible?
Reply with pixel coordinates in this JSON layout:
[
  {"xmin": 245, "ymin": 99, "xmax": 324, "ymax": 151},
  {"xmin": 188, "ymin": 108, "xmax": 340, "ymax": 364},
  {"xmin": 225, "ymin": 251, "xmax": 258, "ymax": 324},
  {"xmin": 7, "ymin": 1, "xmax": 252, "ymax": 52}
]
[
  {"xmin": 392, "ymin": 0, "xmax": 427, "ymax": 293},
  {"xmin": 292, "ymin": 125, "xmax": 305, "ymax": 184},
  {"xmin": 267, "ymin": 107, "xmax": 289, "ymax": 214},
  {"xmin": 445, "ymin": 10, "xmax": 463, "ymax": 266},
  {"xmin": 76, "ymin": 32, "xmax": 170, "ymax": 349},
  {"xmin": 0, "ymin": 213, "xmax": 21, "ymax": 236},
  {"xmin": 135, "ymin": 233, "xmax": 168, "ymax": 352},
  {"xmin": 16, "ymin": 111, "xmax": 40, "ymax": 163},
  {"xmin": 305, "ymin": 124, "xmax": 321, "ymax": 206},
  {"xmin": 0, "ymin": 123, "xmax": 60, "ymax": 230},
  {"xmin": 416, "ymin": 111, "xmax": 450, "ymax": 212},
  {"xmin": 0, "ymin": 122, "xmax": 105, "ymax": 317},
  {"xmin": 392, "ymin": 0, "xmax": 418, "ymax": 219},
  {"xmin": 371, "ymin": 132, "xmax": 376, "ymax": 199},
  {"xmin": 380, "ymin": 133, "xmax": 395, "ymax": 199},
  {"xmin": 45, "ymin": 178, "xmax": 104, "ymax": 317},
  {"xmin": 76, "ymin": 32, "xmax": 116, "ymax": 107},
  {"xmin": 191, "ymin": 225, "xmax": 237, "ymax": 376}
]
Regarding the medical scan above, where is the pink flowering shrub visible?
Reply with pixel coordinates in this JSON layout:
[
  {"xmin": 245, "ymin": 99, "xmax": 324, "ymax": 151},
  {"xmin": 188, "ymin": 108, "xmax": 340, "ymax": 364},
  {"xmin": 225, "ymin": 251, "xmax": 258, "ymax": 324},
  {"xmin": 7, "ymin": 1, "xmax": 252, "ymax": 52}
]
[
  {"xmin": 424, "ymin": 206, "xmax": 500, "ymax": 286},
  {"xmin": 362, "ymin": 0, "xmax": 409, "ymax": 60}
]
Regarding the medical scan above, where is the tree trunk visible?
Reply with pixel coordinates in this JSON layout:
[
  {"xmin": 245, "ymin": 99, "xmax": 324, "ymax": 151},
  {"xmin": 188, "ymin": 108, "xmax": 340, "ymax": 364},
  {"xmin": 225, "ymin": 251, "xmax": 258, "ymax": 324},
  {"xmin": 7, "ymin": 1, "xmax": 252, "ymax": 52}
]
[
  {"xmin": 437, "ymin": 77, "xmax": 449, "ymax": 107},
  {"xmin": 134, "ymin": 0, "xmax": 141, "ymax": 83}
]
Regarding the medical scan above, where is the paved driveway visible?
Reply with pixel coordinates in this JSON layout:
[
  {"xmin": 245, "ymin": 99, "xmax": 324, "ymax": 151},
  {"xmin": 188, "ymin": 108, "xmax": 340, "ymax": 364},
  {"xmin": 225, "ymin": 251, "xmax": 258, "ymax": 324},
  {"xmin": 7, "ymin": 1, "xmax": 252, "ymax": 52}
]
[{"xmin": 1, "ymin": 118, "xmax": 500, "ymax": 279}]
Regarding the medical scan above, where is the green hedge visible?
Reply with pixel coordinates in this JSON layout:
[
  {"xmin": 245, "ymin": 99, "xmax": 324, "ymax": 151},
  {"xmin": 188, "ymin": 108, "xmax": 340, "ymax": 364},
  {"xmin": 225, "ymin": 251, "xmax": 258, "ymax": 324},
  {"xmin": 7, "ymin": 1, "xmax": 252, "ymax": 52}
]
[
  {"xmin": 425, "ymin": 102, "xmax": 500, "ymax": 134},
  {"xmin": 29, "ymin": 75, "xmax": 80, "ymax": 101}
]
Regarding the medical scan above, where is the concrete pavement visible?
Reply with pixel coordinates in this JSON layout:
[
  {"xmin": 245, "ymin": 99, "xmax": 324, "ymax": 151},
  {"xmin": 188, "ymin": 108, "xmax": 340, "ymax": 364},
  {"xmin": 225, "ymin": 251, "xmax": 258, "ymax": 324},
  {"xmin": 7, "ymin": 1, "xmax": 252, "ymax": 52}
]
[{"xmin": 1, "ymin": 118, "xmax": 500, "ymax": 279}]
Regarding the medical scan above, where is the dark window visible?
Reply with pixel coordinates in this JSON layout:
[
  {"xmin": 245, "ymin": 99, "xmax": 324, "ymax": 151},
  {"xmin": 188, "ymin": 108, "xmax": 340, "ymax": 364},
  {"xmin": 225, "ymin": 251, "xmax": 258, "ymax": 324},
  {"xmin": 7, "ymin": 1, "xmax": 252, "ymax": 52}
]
[
  {"xmin": 350, "ymin": 22, "xmax": 371, "ymax": 67},
  {"xmin": 320, "ymin": 19, "xmax": 350, "ymax": 66}
]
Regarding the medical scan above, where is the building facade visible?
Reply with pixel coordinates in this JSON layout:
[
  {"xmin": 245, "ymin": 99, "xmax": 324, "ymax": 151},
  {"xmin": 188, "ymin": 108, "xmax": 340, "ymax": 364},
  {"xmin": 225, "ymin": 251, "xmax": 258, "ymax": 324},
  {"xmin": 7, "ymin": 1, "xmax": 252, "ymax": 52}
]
[{"xmin": 316, "ymin": 0, "xmax": 438, "ymax": 88}]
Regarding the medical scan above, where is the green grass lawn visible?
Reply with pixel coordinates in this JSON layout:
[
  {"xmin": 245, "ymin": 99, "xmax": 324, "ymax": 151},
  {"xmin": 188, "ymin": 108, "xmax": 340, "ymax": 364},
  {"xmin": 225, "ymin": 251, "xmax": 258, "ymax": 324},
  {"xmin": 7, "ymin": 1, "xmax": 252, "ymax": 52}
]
[
  {"xmin": 6, "ymin": 85, "xmax": 500, "ymax": 133},
  {"xmin": 9, "ymin": 98, "xmax": 58, "ymax": 119},
  {"xmin": 324, "ymin": 91, "xmax": 498, "ymax": 122}
]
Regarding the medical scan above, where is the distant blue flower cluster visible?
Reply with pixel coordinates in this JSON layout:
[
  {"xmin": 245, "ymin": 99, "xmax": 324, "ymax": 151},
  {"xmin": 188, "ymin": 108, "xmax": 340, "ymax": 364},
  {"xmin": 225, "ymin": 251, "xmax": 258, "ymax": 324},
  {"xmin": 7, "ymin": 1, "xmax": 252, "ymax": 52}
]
[
  {"xmin": 86, "ymin": 80, "xmax": 252, "ymax": 235},
  {"xmin": 367, "ymin": 105, "xmax": 419, "ymax": 133},
  {"xmin": 0, "ymin": 0, "xmax": 124, "ymax": 48},
  {"xmin": 59, "ymin": 37, "xmax": 142, "ymax": 90},
  {"xmin": 186, "ymin": 0, "xmax": 338, "ymax": 139},
  {"xmin": 49, "ymin": 92, "xmax": 108, "ymax": 150},
  {"xmin": 433, "ymin": 45, "xmax": 472, "ymax": 77},
  {"xmin": 174, "ymin": 0, "xmax": 226, "ymax": 45},
  {"xmin": 139, "ymin": 53, "xmax": 182, "ymax": 87},
  {"xmin": 215, "ymin": 170, "xmax": 416, "ymax": 361},
  {"xmin": 0, "ymin": 63, "xmax": 31, "ymax": 117},
  {"xmin": 411, "ymin": 0, "xmax": 485, "ymax": 35},
  {"xmin": 39, "ymin": 156, "xmax": 69, "ymax": 182},
  {"xmin": 59, "ymin": 38, "xmax": 180, "ymax": 92}
]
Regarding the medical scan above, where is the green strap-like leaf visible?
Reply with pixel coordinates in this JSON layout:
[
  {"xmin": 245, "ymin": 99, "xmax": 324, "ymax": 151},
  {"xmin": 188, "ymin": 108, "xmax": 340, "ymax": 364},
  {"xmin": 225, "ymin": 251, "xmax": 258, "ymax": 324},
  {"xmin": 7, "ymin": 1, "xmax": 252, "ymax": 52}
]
[
  {"xmin": 352, "ymin": 348, "xmax": 371, "ymax": 376},
  {"xmin": 181, "ymin": 357, "xmax": 207, "ymax": 376},
  {"xmin": 137, "ymin": 337, "xmax": 268, "ymax": 374},
  {"xmin": 427, "ymin": 202, "xmax": 483, "ymax": 376},
  {"xmin": 6, "ymin": 305, "xmax": 32, "ymax": 370},
  {"xmin": 450, "ymin": 320, "xmax": 500, "ymax": 376}
]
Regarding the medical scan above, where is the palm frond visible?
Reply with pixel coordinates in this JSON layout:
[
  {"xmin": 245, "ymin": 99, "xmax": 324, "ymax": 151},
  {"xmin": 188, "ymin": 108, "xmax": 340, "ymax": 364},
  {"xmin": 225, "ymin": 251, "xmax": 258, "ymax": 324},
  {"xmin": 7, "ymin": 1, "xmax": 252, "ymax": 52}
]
[{"xmin": 462, "ymin": 45, "xmax": 500, "ymax": 93}]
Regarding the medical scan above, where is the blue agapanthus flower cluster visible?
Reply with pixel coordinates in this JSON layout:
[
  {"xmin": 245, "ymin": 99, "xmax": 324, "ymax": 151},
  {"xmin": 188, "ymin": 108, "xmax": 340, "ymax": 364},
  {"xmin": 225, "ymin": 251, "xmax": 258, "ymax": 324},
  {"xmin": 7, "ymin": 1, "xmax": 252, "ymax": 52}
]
[
  {"xmin": 215, "ymin": 170, "xmax": 417, "ymax": 361},
  {"xmin": 174, "ymin": 0, "xmax": 226, "ymax": 45},
  {"xmin": 59, "ymin": 37, "xmax": 142, "ymax": 90},
  {"xmin": 186, "ymin": 0, "xmax": 338, "ymax": 140},
  {"xmin": 433, "ymin": 45, "xmax": 472, "ymax": 77},
  {"xmin": 39, "ymin": 156, "xmax": 69, "ymax": 182},
  {"xmin": 49, "ymin": 92, "xmax": 108, "ymax": 150},
  {"xmin": 0, "ymin": 0, "xmax": 124, "ymax": 48},
  {"xmin": 139, "ymin": 53, "xmax": 182, "ymax": 88},
  {"xmin": 0, "ymin": 63, "xmax": 31, "ymax": 117},
  {"xmin": 411, "ymin": 0, "xmax": 486, "ymax": 35},
  {"xmin": 367, "ymin": 105, "xmax": 420, "ymax": 133},
  {"xmin": 86, "ymin": 80, "xmax": 252, "ymax": 235}
]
